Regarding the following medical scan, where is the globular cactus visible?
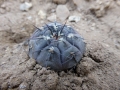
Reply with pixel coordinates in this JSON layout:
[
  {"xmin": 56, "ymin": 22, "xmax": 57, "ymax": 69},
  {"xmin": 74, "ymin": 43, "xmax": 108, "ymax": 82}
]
[{"xmin": 28, "ymin": 22, "xmax": 86, "ymax": 71}]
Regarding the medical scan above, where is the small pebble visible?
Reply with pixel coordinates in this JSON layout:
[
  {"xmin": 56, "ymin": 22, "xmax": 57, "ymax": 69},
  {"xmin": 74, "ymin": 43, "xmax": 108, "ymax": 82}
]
[
  {"xmin": 27, "ymin": 16, "xmax": 32, "ymax": 20},
  {"xmin": 20, "ymin": 2, "xmax": 32, "ymax": 11},
  {"xmin": 1, "ymin": 62, "xmax": 6, "ymax": 65},
  {"xmin": 117, "ymin": 0, "xmax": 120, "ymax": 6},
  {"xmin": 1, "ymin": 4, "xmax": 6, "ymax": 9},
  {"xmin": 19, "ymin": 82, "xmax": 29, "ymax": 90},
  {"xmin": 38, "ymin": 10, "xmax": 47, "ymax": 19},
  {"xmin": 68, "ymin": 15, "xmax": 80, "ymax": 22},
  {"xmin": 56, "ymin": 5, "xmax": 70, "ymax": 21},
  {"xmin": 91, "ymin": 23, "xmax": 96, "ymax": 27}
]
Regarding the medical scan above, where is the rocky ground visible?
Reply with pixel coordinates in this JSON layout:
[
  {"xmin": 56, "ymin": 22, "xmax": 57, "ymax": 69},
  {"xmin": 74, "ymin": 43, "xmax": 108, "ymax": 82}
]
[{"xmin": 0, "ymin": 0, "xmax": 120, "ymax": 90}]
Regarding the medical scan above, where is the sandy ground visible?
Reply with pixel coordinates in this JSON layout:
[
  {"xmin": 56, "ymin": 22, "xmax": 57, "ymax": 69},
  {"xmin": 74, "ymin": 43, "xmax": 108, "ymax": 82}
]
[{"xmin": 0, "ymin": 0, "xmax": 120, "ymax": 90}]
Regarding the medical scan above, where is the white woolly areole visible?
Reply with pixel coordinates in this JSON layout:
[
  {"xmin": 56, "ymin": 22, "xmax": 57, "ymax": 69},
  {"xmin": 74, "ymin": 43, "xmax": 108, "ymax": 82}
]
[
  {"xmin": 43, "ymin": 36, "xmax": 50, "ymax": 40},
  {"xmin": 67, "ymin": 33, "xmax": 74, "ymax": 38},
  {"xmin": 53, "ymin": 24, "xmax": 58, "ymax": 31},
  {"xmin": 49, "ymin": 46, "xmax": 54, "ymax": 53},
  {"xmin": 37, "ymin": 35, "xmax": 50, "ymax": 40},
  {"xmin": 59, "ymin": 38, "xmax": 64, "ymax": 41},
  {"xmin": 50, "ymin": 46, "xmax": 54, "ymax": 50}
]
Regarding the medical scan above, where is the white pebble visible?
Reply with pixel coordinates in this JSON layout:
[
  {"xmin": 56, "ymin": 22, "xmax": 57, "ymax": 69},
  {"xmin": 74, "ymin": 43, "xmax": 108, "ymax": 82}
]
[
  {"xmin": 68, "ymin": 16, "xmax": 80, "ymax": 22},
  {"xmin": 38, "ymin": 10, "xmax": 46, "ymax": 19},
  {"xmin": 27, "ymin": 16, "xmax": 32, "ymax": 20},
  {"xmin": 20, "ymin": 2, "xmax": 32, "ymax": 11}
]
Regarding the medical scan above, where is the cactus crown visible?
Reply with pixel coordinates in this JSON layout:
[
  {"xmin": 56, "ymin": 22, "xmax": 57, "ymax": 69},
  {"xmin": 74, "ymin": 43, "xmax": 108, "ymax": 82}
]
[{"xmin": 28, "ymin": 22, "xmax": 86, "ymax": 71}]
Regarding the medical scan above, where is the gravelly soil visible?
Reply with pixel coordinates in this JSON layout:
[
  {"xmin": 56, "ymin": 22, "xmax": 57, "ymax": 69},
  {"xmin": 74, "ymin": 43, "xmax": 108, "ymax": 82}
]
[{"xmin": 0, "ymin": 0, "xmax": 120, "ymax": 90}]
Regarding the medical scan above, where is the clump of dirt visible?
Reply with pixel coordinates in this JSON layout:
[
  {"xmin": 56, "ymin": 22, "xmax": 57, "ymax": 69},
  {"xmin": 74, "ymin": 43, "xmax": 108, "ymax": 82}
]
[
  {"xmin": 89, "ymin": 0, "xmax": 112, "ymax": 17},
  {"xmin": 0, "ymin": 0, "xmax": 120, "ymax": 90}
]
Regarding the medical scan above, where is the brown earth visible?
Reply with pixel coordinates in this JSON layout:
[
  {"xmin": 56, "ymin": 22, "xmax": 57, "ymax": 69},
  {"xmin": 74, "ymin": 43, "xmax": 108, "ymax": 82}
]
[{"xmin": 0, "ymin": 0, "xmax": 120, "ymax": 90}]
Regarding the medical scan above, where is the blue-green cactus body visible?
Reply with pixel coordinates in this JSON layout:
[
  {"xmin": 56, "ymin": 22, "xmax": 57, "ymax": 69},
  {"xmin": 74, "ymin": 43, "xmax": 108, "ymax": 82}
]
[{"xmin": 28, "ymin": 22, "xmax": 86, "ymax": 71}]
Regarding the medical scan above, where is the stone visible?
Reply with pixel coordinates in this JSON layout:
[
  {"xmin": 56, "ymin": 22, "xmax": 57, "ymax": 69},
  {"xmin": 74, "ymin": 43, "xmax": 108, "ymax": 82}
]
[
  {"xmin": 89, "ymin": 0, "xmax": 111, "ymax": 17},
  {"xmin": 47, "ymin": 13, "xmax": 56, "ymax": 21},
  {"xmin": 19, "ymin": 82, "xmax": 29, "ymax": 90},
  {"xmin": 68, "ymin": 15, "xmax": 80, "ymax": 22},
  {"xmin": 27, "ymin": 16, "xmax": 32, "ymax": 20},
  {"xmin": 1, "ymin": 3, "xmax": 6, "ymax": 9},
  {"xmin": 38, "ymin": 10, "xmax": 47, "ymax": 19},
  {"xmin": 20, "ymin": 2, "xmax": 32, "ymax": 11},
  {"xmin": 91, "ymin": 23, "xmax": 96, "ymax": 27},
  {"xmin": 117, "ymin": 0, "xmax": 120, "ymax": 6},
  {"xmin": 56, "ymin": 5, "xmax": 70, "ymax": 21},
  {"xmin": 52, "ymin": 0, "xmax": 67, "ymax": 4}
]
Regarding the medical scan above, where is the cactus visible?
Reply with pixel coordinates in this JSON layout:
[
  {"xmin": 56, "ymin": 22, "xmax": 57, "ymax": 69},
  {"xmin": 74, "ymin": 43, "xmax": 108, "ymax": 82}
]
[{"xmin": 28, "ymin": 22, "xmax": 86, "ymax": 71}]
